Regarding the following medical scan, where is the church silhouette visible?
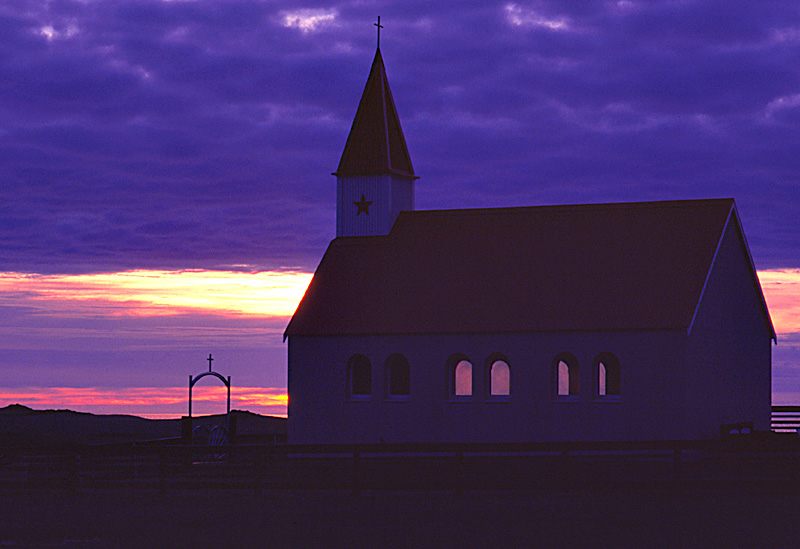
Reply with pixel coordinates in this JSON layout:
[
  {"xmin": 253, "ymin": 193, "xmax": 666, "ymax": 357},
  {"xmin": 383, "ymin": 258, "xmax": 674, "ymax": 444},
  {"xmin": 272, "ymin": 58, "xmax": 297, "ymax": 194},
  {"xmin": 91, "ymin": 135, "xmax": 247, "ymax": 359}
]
[{"xmin": 285, "ymin": 40, "xmax": 775, "ymax": 445}]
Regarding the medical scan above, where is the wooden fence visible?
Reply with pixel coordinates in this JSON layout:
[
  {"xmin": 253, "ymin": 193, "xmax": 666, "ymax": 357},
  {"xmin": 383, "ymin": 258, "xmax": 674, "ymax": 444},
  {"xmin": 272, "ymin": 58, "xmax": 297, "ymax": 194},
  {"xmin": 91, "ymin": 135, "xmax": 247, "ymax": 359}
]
[
  {"xmin": 1, "ymin": 406, "xmax": 798, "ymax": 493},
  {"xmin": 3, "ymin": 435, "xmax": 800, "ymax": 494}
]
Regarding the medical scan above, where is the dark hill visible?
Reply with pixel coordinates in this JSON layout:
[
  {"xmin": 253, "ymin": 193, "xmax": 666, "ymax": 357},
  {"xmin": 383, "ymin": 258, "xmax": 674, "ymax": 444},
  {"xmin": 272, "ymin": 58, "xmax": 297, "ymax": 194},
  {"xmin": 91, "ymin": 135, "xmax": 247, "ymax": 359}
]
[
  {"xmin": 0, "ymin": 404, "xmax": 37, "ymax": 415},
  {"xmin": 0, "ymin": 404, "xmax": 286, "ymax": 447}
]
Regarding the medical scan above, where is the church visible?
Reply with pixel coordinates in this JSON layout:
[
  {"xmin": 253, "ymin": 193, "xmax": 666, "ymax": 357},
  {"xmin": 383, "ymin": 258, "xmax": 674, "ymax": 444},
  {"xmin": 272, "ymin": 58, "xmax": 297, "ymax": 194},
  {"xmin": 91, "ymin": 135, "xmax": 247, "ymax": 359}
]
[{"xmin": 284, "ymin": 43, "xmax": 776, "ymax": 444}]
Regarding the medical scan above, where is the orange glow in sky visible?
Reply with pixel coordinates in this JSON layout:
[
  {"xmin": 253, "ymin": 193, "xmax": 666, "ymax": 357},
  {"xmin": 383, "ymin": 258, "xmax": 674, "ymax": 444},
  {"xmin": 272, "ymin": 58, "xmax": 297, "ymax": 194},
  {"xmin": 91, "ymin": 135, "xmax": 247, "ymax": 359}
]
[
  {"xmin": 0, "ymin": 267, "xmax": 797, "ymax": 333},
  {"xmin": 0, "ymin": 269, "xmax": 312, "ymax": 318}
]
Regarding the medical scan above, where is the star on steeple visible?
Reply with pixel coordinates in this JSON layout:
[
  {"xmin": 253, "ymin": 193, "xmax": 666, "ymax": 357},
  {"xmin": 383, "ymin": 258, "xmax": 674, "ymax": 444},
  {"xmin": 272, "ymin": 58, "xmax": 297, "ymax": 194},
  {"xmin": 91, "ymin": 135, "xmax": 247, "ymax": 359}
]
[{"xmin": 354, "ymin": 194, "xmax": 373, "ymax": 215}]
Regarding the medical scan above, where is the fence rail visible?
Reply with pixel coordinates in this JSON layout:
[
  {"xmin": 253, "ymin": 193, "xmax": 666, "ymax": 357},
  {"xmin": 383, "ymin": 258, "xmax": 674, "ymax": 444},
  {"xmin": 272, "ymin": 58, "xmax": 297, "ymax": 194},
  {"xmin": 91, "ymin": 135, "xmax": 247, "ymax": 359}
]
[
  {"xmin": 3, "ymin": 434, "xmax": 800, "ymax": 494},
  {"xmin": 771, "ymin": 405, "xmax": 800, "ymax": 432}
]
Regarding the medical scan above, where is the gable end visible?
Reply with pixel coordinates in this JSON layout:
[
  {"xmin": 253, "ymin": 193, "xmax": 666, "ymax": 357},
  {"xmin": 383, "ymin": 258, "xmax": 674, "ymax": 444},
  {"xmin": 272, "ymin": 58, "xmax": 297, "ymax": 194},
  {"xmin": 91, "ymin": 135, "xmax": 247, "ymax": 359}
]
[{"xmin": 687, "ymin": 203, "xmax": 776, "ymax": 342}]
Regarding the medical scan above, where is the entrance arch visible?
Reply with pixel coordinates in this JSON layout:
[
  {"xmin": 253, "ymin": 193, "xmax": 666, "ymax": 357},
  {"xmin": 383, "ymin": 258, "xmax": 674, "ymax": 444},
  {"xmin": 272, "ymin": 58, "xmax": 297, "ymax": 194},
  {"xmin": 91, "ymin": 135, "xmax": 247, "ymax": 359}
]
[{"xmin": 188, "ymin": 353, "xmax": 231, "ymax": 419}]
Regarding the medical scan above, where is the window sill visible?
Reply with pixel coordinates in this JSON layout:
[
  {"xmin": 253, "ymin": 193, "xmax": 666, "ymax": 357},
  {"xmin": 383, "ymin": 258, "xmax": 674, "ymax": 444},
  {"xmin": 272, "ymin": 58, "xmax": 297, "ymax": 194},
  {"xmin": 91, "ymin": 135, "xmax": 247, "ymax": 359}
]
[
  {"xmin": 347, "ymin": 395, "xmax": 372, "ymax": 401},
  {"xmin": 486, "ymin": 396, "xmax": 511, "ymax": 402},
  {"xmin": 555, "ymin": 395, "xmax": 580, "ymax": 402},
  {"xmin": 594, "ymin": 396, "xmax": 621, "ymax": 403},
  {"xmin": 448, "ymin": 396, "xmax": 473, "ymax": 402},
  {"xmin": 385, "ymin": 395, "xmax": 411, "ymax": 402}
]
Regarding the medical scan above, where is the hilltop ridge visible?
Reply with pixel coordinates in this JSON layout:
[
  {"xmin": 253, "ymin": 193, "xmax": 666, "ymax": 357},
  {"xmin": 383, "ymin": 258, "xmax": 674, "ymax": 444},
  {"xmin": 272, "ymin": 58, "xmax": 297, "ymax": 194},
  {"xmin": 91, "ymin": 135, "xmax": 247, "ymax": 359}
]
[{"xmin": 0, "ymin": 405, "xmax": 286, "ymax": 447}]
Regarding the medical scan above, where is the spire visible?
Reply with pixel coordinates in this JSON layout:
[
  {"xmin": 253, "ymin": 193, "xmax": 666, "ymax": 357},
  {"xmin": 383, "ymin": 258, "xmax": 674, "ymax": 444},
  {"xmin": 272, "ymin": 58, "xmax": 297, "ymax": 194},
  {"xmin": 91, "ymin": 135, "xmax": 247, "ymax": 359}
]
[{"xmin": 334, "ymin": 48, "xmax": 416, "ymax": 179}]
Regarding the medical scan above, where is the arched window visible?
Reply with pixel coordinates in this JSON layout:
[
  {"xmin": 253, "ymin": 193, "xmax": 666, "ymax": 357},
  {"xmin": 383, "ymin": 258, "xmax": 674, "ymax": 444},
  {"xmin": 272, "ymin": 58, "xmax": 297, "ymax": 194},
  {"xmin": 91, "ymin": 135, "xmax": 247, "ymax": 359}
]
[
  {"xmin": 347, "ymin": 354, "xmax": 371, "ymax": 397},
  {"xmin": 386, "ymin": 354, "xmax": 410, "ymax": 397},
  {"xmin": 489, "ymin": 359, "xmax": 511, "ymax": 397},
  {"xmin": 453, "ymin": 359, "xmax": 473, "ymax": 397},
  {"xmin": 596, "ymin": 353, "xmax": 620, "ymax": 397},
  {"xmin": 555, "ymin": 355, "xmax": 580, "ymax": 397}
]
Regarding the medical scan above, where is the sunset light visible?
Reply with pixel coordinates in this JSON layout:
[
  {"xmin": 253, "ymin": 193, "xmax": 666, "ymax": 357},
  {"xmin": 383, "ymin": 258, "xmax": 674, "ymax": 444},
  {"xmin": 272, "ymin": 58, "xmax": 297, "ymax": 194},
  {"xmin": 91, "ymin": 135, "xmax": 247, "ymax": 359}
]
[
  {"xmin": 3, "ymin": 268, "xmax": 798, "ymax": 418},
  {"xmin": 0, "ymin": 269, "xmax": 312, "ymax": 319},
  {"xmin": 1, "ymin": 268, "xmax": 797, "ymax": 334}
]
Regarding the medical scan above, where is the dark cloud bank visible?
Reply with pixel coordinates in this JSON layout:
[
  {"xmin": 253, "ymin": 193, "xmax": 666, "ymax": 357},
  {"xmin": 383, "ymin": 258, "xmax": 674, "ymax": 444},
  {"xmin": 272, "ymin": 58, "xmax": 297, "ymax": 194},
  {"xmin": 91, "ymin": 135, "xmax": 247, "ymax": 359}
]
[{"xmin": 1, "ymin": 0, "xmax": 799, "ymax": 275}]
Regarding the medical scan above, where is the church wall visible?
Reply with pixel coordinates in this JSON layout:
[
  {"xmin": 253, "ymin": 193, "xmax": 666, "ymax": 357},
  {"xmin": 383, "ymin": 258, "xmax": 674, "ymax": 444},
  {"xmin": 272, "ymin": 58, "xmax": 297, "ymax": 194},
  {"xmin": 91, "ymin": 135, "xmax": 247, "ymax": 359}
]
[
  {"xmin": 288, "ymin": 330, "xmax": 688, "ymax": 444},
  {"xmin": 685, "ymin": 216, "xmax": 773, "ymax": 436}
]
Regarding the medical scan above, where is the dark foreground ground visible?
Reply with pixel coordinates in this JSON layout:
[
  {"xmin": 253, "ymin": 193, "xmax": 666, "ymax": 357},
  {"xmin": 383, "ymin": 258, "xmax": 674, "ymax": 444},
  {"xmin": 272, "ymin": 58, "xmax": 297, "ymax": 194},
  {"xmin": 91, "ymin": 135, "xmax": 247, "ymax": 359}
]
[
  {"xmin": 2, "ymin": 485, "xmax": 799, "ymax": 548},
  {"xmin": 4, "ymin": 431, "xmax": 800, "ymax": 546}
]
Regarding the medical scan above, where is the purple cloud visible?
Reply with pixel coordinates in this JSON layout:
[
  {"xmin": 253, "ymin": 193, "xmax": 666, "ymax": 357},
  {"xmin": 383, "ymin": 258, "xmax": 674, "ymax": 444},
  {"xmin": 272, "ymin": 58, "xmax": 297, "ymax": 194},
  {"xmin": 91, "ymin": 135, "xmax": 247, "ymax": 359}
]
[{"xmin": 0, "ymin": 0, "xmax": 797, "ymax": 278}]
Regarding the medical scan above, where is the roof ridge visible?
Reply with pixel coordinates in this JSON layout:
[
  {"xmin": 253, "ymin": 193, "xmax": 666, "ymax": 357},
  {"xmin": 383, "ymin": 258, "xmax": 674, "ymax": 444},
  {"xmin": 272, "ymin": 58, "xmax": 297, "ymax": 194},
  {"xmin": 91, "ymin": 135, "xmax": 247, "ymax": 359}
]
[{"xmin": 397, "ymin": 198, "xmax": 735, "ymax": 220}]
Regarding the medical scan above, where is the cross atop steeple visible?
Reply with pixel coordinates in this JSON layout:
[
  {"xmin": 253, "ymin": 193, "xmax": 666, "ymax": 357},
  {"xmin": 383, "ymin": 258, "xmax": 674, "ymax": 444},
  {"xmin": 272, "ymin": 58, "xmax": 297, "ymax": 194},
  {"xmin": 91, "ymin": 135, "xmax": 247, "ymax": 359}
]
[{"xmin": 374, "ymin": 16, "xmax": 383, "ymax": 49}]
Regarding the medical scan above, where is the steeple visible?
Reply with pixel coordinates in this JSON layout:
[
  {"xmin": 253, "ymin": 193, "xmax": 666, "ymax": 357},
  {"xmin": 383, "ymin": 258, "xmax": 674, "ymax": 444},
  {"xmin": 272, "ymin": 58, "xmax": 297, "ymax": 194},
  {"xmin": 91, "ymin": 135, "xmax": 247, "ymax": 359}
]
[
  {"xmin": 334, "ymin": 48, "xmax": 416, "ymax": 179},
  {"xmin": 334, "ymin": 35, "xmax": 417, "ymax": 238}
]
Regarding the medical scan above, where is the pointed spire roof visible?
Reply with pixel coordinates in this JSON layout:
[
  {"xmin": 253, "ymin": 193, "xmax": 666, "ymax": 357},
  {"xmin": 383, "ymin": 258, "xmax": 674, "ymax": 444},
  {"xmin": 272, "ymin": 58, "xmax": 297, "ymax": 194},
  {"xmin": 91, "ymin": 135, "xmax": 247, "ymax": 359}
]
[{"xmin": 334, "ymin": 48, "xmax": 416, "ymax": 179}]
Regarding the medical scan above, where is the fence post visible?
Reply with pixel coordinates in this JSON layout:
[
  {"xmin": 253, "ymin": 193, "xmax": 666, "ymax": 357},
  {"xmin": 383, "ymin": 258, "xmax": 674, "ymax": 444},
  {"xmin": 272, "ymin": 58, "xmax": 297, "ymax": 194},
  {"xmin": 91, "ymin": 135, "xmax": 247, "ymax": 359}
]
[
  {"xmin": 672, "ymin": 446, "xmax": 682, "ymax": 483},
  {"xmin": 255, "ymin": 447, "xmax": 267, "ymax": 495},
  {"xmin": 455, "ymin": 451, "xmax": 464, "ymax": 495},
  {"xmin": 67, "ymin": 452, "xmax": 79, "ymax": 494},
  {"xmin": 351, "ymin": 448, "xmax": 361, "ymax": 496},
  {"xmin": 561, "ymin": 449, "xmax": 571, "ymax": 489},
  {"xmin": 25, "ymin": 454, "xmax": 34, "ymax": 490},
  {"xmin": 159, "ymin": 448, "xmax": 167, "ymax": 494}
]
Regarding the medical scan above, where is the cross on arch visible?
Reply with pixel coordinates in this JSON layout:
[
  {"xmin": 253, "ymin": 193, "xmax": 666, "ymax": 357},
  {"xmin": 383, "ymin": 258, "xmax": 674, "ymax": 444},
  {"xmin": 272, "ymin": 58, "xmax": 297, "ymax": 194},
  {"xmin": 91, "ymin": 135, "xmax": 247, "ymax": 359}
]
[
  {"xmin": 374, "ymin": 16, "xmax": 384, "ymax": 49},
  {"xmin": 207, "ymin": 353, "xmax": 214, "ymax": 372}
]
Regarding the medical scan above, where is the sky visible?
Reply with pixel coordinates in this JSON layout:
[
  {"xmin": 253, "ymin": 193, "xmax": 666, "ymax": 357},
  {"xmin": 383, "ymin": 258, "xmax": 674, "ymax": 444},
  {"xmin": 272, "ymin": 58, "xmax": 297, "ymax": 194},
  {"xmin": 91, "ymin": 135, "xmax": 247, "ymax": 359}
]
[{"xmin": 1, "ymin": 0, "xmax": 799, "ymax": 418}]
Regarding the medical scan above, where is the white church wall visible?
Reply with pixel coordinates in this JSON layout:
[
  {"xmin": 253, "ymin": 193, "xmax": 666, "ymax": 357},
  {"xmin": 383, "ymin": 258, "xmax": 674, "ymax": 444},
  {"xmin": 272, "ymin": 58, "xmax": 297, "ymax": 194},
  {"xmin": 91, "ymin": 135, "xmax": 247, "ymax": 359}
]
[
  {"xmin": 685, "ymin": 216, "xmax": 773, "ymax": 436},
  {"xmin": 288, "ymin": 330, "xmax": 689, "ymax": 444}
]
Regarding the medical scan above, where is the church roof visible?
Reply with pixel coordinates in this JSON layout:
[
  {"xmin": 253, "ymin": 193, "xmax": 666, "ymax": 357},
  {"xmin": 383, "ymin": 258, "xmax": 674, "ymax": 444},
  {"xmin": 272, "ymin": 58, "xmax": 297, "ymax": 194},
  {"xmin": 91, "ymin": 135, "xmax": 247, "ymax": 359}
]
[
  {"xmin": 334, "ymin": 48, "xmax": 416, "ymax": 178},
  {"xmin": 285, "ymin": 198, "xmax": 775, "ymax": 339}
]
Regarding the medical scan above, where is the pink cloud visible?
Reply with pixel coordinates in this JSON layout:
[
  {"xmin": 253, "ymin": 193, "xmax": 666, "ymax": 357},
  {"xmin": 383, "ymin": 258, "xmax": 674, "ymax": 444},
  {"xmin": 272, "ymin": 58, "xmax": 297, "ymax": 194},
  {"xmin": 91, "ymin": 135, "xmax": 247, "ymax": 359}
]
[{"xmin": 0, "ymin": 386, "xmax": 287, "ymax": 418}]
